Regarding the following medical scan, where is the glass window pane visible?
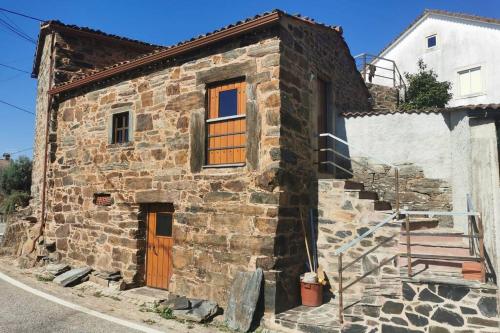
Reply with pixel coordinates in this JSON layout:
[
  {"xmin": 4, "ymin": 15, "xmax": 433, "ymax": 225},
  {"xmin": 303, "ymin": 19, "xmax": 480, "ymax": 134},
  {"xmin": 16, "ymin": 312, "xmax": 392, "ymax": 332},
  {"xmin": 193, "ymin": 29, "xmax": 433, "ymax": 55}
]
[
  {"xmin": 156, "ymin": 213, "xmax": 173, "ymax": 237},
  {"xmin": 470, "ymin": 68, "xmax": 481, "ymax": 94},
  {"xmin": 219, "ymin": 89, "xmax": 238, "ymax": 117},
  {"xmin": 117, "ymin": 130, "xmax": 123, "ymax": 143},
  {"xmin": 427, "ymin": 36, "xmax": 436, "ymax": 48},
  {"xmin": 124, "ymin": 129, "xmax": 129, "ymax": 142},
  {"xmin": 459, "ymin": 71, "xmax": 470, "ymax": 96}
]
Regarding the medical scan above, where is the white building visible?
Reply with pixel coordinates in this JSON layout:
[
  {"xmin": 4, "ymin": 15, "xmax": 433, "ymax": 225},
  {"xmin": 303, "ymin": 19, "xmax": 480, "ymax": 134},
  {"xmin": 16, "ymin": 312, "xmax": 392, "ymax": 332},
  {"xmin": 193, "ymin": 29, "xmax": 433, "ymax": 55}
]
[{"xmin": 372, "ymin": 9, "xmax": 500, "ymax": 107}]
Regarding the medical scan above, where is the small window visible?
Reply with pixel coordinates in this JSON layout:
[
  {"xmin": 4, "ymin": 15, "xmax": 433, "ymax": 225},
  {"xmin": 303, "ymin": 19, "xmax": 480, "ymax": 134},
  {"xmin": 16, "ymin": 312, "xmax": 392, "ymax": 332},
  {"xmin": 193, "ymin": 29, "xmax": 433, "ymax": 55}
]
[
  {"xmin": 112, "ymin": 112, "xmax": 129, "ymax": 144},
  {"xmin": 156, "ymin": 212, "xmax": 173, "ymax": 237},
  {"xmin": 206, "ymin": 81, "xmax": 246, "ymax": 165},
  {"xmin": 458, "ymin": 67, "xmax": 482, "ymax": 96},
  {"xmin": 427, "ymin": 35, "xmax": 437, "ymax": 48}
]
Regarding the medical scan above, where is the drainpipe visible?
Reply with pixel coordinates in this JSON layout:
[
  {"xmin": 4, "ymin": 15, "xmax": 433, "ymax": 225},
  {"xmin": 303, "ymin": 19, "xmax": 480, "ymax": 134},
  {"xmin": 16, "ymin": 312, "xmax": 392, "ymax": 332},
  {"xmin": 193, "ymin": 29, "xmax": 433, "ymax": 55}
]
[{"xmin": 40, "ymin": 30, "xmax": 56, "ymax": 230}]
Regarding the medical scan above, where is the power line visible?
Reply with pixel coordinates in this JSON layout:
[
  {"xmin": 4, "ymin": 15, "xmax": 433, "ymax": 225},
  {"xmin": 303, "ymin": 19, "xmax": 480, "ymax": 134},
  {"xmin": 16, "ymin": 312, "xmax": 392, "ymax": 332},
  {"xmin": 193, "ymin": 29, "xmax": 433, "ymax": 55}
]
[
  {"xmin": 0, "ymin": 99, "xmax": 35, "ymax": 115},
  {"xmin": 9, "ymin": 147, "xmax": 33, "ymax": 155},
  {"xmin": 0, "ymin": 12, "xmax": 35, "ymax": 42},
  {"xmin": 0, "ymin": 17, "xmax": 36, "ymax": 44},
  {"xmin": 0, "ymin": 7, "xmax": 44, "ymax": 22},
  {"xmin": 0, "ymin": 62, "xmax": 30, "ymax": 74}
]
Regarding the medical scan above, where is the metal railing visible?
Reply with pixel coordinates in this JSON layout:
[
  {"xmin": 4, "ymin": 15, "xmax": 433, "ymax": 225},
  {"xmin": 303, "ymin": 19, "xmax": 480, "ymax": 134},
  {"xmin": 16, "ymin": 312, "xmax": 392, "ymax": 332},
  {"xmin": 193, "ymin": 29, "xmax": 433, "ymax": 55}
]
[
  {"xmin": 318, "ymin": 132, "xmax": 400, "ymax": 212},
  {"xmin": 400, "ymin": 209, "xmax": 485, "ymax": 282},
  {"xmin": 354, "ymin": 53, "xmax": 407, "ymax": 99},
  {"xmin": 317, "ymin": 133, "xmax": 487, "ymax": 324}
]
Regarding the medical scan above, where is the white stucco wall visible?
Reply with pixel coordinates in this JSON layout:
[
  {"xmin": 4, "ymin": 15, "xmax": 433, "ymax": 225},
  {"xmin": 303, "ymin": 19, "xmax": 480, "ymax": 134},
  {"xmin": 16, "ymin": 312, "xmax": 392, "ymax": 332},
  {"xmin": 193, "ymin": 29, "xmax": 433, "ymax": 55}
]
[
  {"xmin": 338, "ymin": 111, "xmax": 500, "ymax": 282},
  {"xmin": 337, "ymin": 112, "xmax": 452, "ymax": 179},
  {"xmin": 373, "ymin": 13, "xmax": 500, "ymax": 106}
]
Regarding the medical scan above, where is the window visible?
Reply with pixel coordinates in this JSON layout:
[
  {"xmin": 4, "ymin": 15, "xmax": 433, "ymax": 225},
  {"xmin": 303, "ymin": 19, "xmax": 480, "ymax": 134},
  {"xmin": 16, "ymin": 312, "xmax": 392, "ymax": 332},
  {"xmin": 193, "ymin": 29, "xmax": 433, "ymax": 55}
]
[
  {"xmin": 458, "ymin": 67, "xmax": 482, "ymax": 97},
  {"xmin": 206, "ymin": 81, "xmax": 246, "ymax": 165},
  {"xmin": 427, "ymin": 35, "xmax": 437, "ymax": 48},
  {"xmin": 112, "ymin": 112, "xmax": 129, "ymax": 144},
  {"xmin": 156, "ymin": 212, "xmax": 173, "ymax": 237}
]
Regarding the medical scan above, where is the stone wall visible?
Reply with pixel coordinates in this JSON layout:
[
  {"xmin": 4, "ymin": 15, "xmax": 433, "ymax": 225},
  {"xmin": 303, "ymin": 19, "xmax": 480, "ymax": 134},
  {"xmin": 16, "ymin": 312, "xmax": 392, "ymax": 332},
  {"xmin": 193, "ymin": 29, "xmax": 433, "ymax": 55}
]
[
  {"xmin": 42, "ymin": 27, "xmax": 283, "ymax": 310},
  {"xmin": 346, "ymin": 280, "xmax": 499, "ymax": 333},
  {"xmin": 275, "ymin": 17, "xmax": 371, "ymax": 312},
  {"xmin": 31, "ymin": 30, "xmax": 158, "ymax": 223},
  {"xmin": 52, "ymin": 30, "xmax": 156, "ymax": 84},
  {"xmin": 366, "ymin": 82, "xmax": 399, "ymax": 112},
  {"xmin": 31, "ymin": 33, "xmax": 54, "ymax": 222},
  {"xmin": 349, "ymin": 161, "xmax": 453, "ymax": 225}
]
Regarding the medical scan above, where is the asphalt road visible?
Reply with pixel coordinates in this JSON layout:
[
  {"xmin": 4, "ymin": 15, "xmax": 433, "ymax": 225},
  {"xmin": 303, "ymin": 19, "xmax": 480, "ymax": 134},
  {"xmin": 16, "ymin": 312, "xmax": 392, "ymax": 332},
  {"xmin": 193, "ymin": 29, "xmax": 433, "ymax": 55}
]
[{"xmin": 0, "ymin": 279, "xmax": 142, "ymax": 333}]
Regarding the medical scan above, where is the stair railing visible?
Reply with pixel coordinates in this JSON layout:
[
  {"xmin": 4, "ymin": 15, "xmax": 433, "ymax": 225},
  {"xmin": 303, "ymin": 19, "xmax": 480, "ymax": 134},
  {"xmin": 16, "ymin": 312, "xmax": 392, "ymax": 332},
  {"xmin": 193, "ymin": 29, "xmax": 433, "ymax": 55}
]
[
  {"xmin": 353, "ymin": 53, "xmax": 407, "ymax": 100},
  {"xmin": 399, "ymin": 209, "xmax": 485, "ymax": 282},
  {"xmin": 318, "ymin": 132, "xmax": 400, "ymax": 212},
  {"xmin": 318, "ymin": 132, "xmax": 401, "ymax": 324}
]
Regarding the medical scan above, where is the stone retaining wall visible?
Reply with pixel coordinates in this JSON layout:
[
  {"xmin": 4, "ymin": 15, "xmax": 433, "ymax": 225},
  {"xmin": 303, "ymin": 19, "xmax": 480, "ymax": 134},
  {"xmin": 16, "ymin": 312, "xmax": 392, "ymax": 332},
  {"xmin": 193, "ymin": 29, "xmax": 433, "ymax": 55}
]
[{"xmin": 346, "ymin": 280, "xmax": 499, "ymax": 333}]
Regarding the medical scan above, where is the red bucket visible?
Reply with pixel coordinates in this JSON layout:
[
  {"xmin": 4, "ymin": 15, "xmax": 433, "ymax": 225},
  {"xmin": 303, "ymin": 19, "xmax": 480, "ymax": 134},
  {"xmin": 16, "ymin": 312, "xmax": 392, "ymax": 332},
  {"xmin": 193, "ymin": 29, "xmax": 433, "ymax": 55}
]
[{"xmin": 300, "ymin": 281, "xmax": 323, "ymax": 307}]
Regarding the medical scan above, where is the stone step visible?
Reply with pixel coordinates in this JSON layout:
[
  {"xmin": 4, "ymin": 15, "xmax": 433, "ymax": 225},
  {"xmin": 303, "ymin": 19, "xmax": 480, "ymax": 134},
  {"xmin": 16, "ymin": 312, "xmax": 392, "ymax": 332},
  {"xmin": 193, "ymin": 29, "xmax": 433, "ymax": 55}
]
[
  {"xmin": 374, "ymin": 201, "xmax": 392, "ymax": 211},
  {"xmin": 343, "ymin": 180, "xmax": 364, "ymax": 191},
  {"xmin": 399, "ymin": 231, "xmax": 467, "ymax": 246},
  {"xmin": 398, "ymin": 244, "xmax": 471, "ymax": 257},
  {"xmin": 358, "ymin": 191, "xmax": 379, "ymax": 200},
  {"xmin": 397, "ymin": 217, "xmax": 439, "ymax": 230}
]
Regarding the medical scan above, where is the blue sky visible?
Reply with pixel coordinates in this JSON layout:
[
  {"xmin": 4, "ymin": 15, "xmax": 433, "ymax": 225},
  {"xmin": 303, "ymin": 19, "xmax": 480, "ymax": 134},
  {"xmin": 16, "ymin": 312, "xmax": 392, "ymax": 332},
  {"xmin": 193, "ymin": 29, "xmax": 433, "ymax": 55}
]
[{"xmin": 0, "ymin": 0, "xmax": 499, "ymax": 159}]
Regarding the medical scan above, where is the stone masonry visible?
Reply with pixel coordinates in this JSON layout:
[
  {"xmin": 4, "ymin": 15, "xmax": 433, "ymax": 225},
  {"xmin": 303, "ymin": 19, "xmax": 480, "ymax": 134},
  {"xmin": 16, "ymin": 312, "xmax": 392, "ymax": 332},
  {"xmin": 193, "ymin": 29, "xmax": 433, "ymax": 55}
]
[{"xmin": 29, "ymin": 12, "xmax": 372, "ymax": 313}]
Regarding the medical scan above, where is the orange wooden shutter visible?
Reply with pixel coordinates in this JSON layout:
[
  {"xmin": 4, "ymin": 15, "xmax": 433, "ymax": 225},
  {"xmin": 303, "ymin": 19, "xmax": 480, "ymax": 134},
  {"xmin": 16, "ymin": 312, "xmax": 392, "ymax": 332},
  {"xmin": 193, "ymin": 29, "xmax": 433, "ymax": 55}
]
[{"xmin": 207, "ymin": 81, "xmax": 246, "ymax": 165}]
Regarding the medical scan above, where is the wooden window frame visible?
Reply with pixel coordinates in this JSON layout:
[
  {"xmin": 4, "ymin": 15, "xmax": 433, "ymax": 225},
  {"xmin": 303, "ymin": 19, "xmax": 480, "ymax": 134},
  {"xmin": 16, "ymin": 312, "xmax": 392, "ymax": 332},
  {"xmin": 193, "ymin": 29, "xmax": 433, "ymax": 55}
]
[
  {"xmin": 205, "ymin": 81, "xmax": 247, "ymax": 166},
  {"xmin": 111, "ymin": 112, "xmax": 129, "ymax": 144}
]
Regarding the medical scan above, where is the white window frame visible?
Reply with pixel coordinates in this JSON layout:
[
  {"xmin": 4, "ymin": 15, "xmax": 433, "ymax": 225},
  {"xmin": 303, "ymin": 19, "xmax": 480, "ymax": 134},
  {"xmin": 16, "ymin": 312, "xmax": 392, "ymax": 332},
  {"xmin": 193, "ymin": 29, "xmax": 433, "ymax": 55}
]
[{"xmin": 456, "ymin": 66, "xmax": 484, "ymax": 99}]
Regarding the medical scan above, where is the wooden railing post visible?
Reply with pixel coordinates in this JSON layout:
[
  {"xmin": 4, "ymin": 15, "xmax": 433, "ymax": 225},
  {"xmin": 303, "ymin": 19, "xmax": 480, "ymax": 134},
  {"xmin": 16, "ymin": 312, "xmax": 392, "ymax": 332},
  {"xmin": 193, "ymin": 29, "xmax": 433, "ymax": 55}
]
[
  {"xmin": 477, "ymin": 214, "xmax": 486, "ymax": 283},
  {"xmin": 338, "ymin": 253, "xmax": 343, "ymax": 324},
  {"xmin": 405, "ymin": 214, "xmax": 412, "ymax": 277}
]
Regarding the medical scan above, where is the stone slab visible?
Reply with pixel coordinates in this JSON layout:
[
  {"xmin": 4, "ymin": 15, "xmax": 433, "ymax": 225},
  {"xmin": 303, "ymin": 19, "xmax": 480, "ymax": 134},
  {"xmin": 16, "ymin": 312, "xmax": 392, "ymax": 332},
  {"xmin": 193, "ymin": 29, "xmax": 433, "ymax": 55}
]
[
  {"xmin": 224, "ymin": 268, "xmax": 263, "ymax": 332},
  {"xmin": 173, "ymin": 299, "xmax": 218, "ymax": 323},
  {"xmin": 53, "ymin": 267, "xmax": 92, "ymax": 287}
]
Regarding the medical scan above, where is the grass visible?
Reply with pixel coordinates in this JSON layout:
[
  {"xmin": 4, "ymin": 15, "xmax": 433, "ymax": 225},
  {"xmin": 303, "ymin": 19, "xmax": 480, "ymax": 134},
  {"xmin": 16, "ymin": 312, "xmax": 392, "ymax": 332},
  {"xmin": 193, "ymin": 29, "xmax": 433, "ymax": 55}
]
[
  {"xmin": 36, "ymin": 274, "xmax": 54, "ymax": 282},
  {"xmin": 93, "ymin": 291, "xmax": 103, "ymax": 298},
  {"xmin": 156, "ymin": 307, "xmax": 175, "ymax": 320}
]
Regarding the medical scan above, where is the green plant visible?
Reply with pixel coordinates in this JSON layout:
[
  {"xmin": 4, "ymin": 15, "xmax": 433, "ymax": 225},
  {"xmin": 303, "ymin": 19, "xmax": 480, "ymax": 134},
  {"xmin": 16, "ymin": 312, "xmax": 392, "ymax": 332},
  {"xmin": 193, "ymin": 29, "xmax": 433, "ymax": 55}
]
[
  {"xmin": 156, "ymin": 306, "xmax": 175, "ymax": 320},
  {"xmin": 0, "ymin": 191, "xmax": 30, "ymax": 215},
  {"xmin": 401, "ymin": 59, "xmax": 452, "ymax": 109},
  {"xmin": 0, "ymin": 156, "xmax": 32, "ymax": 195}
]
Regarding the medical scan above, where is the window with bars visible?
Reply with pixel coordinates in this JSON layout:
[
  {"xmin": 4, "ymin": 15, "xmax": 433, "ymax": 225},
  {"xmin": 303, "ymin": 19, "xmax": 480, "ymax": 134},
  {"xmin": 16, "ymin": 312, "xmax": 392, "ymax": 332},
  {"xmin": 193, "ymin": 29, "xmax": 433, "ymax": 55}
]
[
  {"xmin": 206, "ymin": 81, "xmax": 247, "ymax": 165},
  {"xmin": 112, "ymin": 112, "xmax": 129, "ymax": 144}
]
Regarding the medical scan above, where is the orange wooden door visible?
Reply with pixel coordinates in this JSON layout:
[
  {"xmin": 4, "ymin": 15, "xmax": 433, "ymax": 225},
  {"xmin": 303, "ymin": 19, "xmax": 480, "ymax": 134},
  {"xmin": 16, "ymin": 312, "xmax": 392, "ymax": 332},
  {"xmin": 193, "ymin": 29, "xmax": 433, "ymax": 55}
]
[{"xmin": 146, "ymin": 210, "xmax": 173, "ymax": 289}]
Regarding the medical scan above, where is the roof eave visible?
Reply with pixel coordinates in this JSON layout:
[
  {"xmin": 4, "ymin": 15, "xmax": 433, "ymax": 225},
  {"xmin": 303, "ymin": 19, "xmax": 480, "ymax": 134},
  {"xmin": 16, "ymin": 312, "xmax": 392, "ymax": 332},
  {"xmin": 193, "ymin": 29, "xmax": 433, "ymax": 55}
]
[{"xmin": 48, "ymin": 11, "xmax": 282, "ymax": 95}]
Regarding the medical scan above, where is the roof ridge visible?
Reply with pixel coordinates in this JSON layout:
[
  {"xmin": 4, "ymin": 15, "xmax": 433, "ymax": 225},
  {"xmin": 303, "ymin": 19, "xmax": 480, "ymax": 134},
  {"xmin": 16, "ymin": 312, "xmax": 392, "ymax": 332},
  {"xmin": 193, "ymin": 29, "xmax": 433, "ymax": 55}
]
[
  {"xmin": 48, "ymin": 9, "xmax": 343, "ymax": 94},
  {"xmin": 377, "ymin": 9, "xmax": 500, "ymax": 57}
]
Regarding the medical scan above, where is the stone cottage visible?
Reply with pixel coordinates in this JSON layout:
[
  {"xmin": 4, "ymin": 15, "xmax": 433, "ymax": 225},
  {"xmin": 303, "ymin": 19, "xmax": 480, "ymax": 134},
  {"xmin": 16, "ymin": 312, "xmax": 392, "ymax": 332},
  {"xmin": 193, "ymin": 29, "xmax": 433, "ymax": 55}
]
[{"xmin": 29, "ymin": 10, "xmax": 370, "ymax": 312}]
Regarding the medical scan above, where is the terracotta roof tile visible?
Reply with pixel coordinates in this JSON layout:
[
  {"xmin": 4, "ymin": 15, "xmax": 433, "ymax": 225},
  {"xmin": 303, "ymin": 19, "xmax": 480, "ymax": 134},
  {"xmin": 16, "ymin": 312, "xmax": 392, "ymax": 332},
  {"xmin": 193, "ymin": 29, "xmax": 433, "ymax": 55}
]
[
  {"xmin": 46, "ymin": 9, "xmax": 343, "ymax": 94},
  {"xmin": 378, "ymin": 9, "xmax": 500, "ymax": 57},
  {"xmin": 342, "ymin": 104, "xmax": 500, "ymax": 118}
]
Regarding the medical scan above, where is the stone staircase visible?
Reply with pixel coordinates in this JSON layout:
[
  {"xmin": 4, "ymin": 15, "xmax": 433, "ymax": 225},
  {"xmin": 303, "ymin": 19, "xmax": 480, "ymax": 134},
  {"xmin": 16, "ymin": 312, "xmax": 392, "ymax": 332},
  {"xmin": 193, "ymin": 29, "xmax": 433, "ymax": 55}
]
[{"xmin": 270, "ymin": 177, "xmax": 497, "ymax": 333}]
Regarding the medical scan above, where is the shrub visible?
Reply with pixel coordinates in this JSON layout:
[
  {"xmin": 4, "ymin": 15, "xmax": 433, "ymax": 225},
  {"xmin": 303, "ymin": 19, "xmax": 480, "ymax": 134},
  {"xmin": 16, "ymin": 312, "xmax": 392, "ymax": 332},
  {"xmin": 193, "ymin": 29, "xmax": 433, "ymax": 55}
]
[{"xmin": 402, "ymin": 59, "xmax": 452, "ymax": 109}]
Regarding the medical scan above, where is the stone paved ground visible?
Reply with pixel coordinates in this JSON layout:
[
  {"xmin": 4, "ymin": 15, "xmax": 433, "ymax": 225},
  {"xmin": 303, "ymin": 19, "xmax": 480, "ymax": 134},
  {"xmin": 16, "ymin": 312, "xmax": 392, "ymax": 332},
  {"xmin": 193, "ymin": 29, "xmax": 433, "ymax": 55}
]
[
  {"xmin": 0, "ymin": 257, "xmax": 228, "ymax": 333},
  {"xmin": 273, "ymin": 303, "xmax": 341, "ymax": 333}
]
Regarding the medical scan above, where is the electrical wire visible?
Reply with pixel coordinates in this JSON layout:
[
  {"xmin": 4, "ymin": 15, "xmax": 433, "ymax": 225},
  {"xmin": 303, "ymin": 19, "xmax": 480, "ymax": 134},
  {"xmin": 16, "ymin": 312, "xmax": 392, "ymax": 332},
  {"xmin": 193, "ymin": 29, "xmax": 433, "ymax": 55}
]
[
  {"xmin": 0, "ymin": 7, "xmax": 43, "ymax": 22},
  {"xmin": 0, "ymin": 62, "xmax": 30, "ymax": 74},
  {"xmin": 0, "ymin": 99, "xmax": 35, "ymax": 115},
  {"xmin": 10, "ymin": 147, "xmax": 33, "ymax": 155},
  {"xmin": 0, "ymin": 17, "xmax": 36, "ymax": 44}
]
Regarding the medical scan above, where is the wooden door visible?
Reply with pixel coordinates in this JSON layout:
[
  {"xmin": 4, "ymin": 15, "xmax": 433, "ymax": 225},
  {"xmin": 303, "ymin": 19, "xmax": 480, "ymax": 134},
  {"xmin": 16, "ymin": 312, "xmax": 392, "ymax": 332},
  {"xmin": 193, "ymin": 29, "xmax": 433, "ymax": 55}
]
[{"xmin": 146, "ymin": 209, "xmax": 173, "ymax": 289}]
